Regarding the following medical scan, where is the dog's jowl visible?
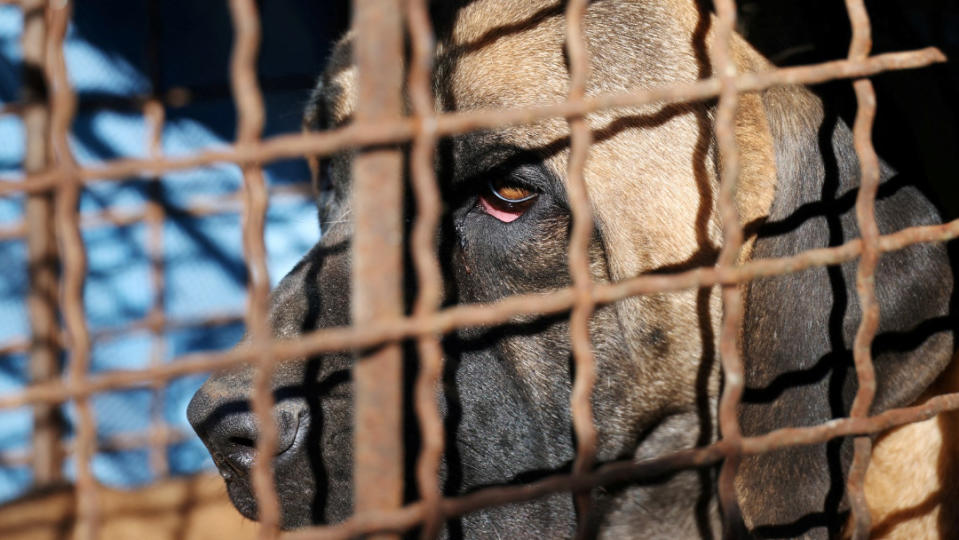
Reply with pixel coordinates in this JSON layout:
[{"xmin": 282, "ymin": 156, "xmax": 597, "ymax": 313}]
[{"xmin": 187, "ymin": 1, "xmax": 957, "ymax": 537}]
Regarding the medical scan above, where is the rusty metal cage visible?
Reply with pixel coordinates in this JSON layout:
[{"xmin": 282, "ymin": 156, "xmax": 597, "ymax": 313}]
[{"xmin": 0, "ymin": 0, "xmax": 956, "ymax": 539}]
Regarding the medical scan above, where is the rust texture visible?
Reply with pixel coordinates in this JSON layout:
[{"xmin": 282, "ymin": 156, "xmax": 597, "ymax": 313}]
[
  {"xmin": 843, "ymin": 0, "xmax": 882, "ymax": 538},
  {"xmin": 0, "ymin": 48, "xmax": 944, "ymax": 199},
  {"xmin": 44, "ymin": 2, "xmax": 99, "ymax": 540},
  {"xmin": 350, "ymin": 0, "xmax": 405, "ymax": 534},
  {"xmin": 284, "ymin": 390, "xmax": 959, "ymax": 540},
  {"xmin": 227, "ymin": 0, "xmax": 282, "ymax": 538},
  {"xmin": 2, "ymin": 218, "xmax": 959, "ymax": 412},
  {"xmin": 0, "ymin": 1, "xmax": 954, "ymax": 539},
  {"xmin": 21, "ymin": 0, "xmax": 63, "ymax": 489},
  {"xmin": 712, "ymin": 0, "xmax": 747, "ymax": 533},
  {"xmin": 404, "ymin": 0, "xmax": 445, "ymax": 538},
  {"xmin": 563, "ymin": 0, "xmax": 599, "ymax": 533},
  {"xmin": 144, "ymin": 0, "xmax": 169, "ymax": 480},
  {"xmin": 1, "ymin": 216, "xmax": 958, "ymax": 414},
  {"xmin": 144, "ymin": 98, "xmax": 169, "ymax": 479}
]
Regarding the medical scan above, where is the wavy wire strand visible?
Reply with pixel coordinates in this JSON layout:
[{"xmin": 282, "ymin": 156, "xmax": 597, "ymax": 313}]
[
  {"xmin": 711, "ymin": 0, "xmax": 748, "ymax": 535},
  {"xmin": 45, "ymin": 2, "xmax": 99, "ymax": 539},
  {"xmin": 283, "ymin": 389, "xmax": 959, "ymax": 540},
  {"xmin": 227, "ymin": 0, "xmax": 281, "ymax": 537},
  {"xmin": 1, "ymin": 216, "xmax": 958, "ymax": 413},
  {"xmin": 843, "ymin": 0, "xmax": 882, "ymax": 537},
  {"xmin": 0, "ymin": 49, "xmax": 944, "ymax": 198},
  {"xmin": 404, "ymin": 0, "xmax": 446, "ymax": 538},
  {"xmin": 563, "ymin": 0, "xmax": 599, "ymax": 534}
]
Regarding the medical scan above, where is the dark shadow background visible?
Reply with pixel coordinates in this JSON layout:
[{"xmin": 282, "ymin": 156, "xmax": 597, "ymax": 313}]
[{"xmin": 736, "ymin": 0, "xmax": 959, "ymax": 218}]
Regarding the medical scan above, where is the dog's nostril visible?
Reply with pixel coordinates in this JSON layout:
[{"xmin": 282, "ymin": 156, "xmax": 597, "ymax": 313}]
[
  {"xmin": 228, "ymin": 435, "xmax": 256, "ymax": 449},
  {"xmin": 217, "ymin": 422, "xmax": 257, "ymax": 475},
  {"xmin": 274, "ymin": 410, "xmax": 302, "ymax": 456},
  {"xmin": 188, "ymin": 383, "xmax": 308, "ymax": 480},
  {"xmin": 203, "ymin": 408, "xmax": 304, "ymax": 470}
]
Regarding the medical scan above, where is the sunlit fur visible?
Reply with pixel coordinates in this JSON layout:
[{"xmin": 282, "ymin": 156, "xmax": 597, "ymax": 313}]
[{"xmin": 189, "ymin": 1, "xmax": 956, "ymax": 537}]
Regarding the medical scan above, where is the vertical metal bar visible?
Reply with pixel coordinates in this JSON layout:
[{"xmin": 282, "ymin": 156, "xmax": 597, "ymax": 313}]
[
  {"xmin": 144, "ymin": 0, "xmax": 169, "ymax": 480},
  {"xmin": 144, "ymin": 99, "xmax": 169, "ymax": 478},
  {"xmin": 227, "ymin": 1, "xmax": 279, "ymax": 538},
  {"xmin": 352, "ymin": 0, "xmax": 405, "ymax": 532},
  {"xmin": 712, "ymin": 0, "xmax": 747, "ymax": 536},
  {"xmin": 45, "ymin": 2, "xmax": 98, "ymax": 539},
  {"xmin": 843, "ymin": 1, "xmax": 881, "ymax": 538},
  {"xmin": 21, "ymin": 0, "xmax": 63, "ymax": 489},
  {"xmin": 563, "ymin": 0, "xmax": 598, "ymax": 535},
  {"xmin": 403, "ymin": 0, "xmax": 444, "ymax": 538}
]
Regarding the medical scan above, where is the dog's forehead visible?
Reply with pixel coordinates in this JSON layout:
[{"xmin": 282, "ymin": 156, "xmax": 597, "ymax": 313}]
[
  {"xmin": 437, "ymin": 0, "xmax": 704, "ymax": 119},
  {"xmin": 317, "ymin": 0, "xmax": 776, "ymax": 276},
  {"xmin": 321, "ymin": 1, "xmax": 571, "ymax": 142},
  {"xmin": 321, "ymin": 0, "xmax": 702, "ymax": 127},
  {"xmin": 441, "ymin": 0, "xmax": 567, "ymax": 110}
]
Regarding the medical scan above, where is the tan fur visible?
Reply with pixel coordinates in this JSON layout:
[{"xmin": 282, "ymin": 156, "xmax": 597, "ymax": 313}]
[
  {"xmin": 323, "ymin": 0, "xmax": 783, "ymax": 468},
  {"xmin": 318, "ymin": 1, "xmax": 951, "ymax": 535},
  {"xmin": 0, "ymin": 473, "xmax": 256, "ymax": 540},
  {"xmin": 731, "ymin": 92, "xmax": 778, "ymax": 263},
  {"xmin": 433, "ymin": 0, "xmax": 780, "ymax": 421},
  {"xmin": 852, "ymin": 353, "xmax": 959, "ymax": 539}
]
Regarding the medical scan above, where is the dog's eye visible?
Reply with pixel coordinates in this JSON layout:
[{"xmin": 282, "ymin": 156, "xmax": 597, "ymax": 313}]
[{"xmin": 479, "ymin": 178, "xmax": 538, "ymax": 223}]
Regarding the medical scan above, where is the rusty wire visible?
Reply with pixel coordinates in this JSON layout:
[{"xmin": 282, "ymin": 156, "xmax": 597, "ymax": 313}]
[
  {"xmin": 21, "ymin": 0, "xmax": 61, "ymax": 489},
  {"xmin": 712, "ymin": 0, "xmax": 747, "ymax": 534},
  {"xmin": 227, "ymin": 0, "xmax": 281, "ymax": 538},
  {"xmin": 0, "ymin": 1, "xmax": 955, "ymax": 539},
  {"xmin": 350, "ymin": 1, "xmax": 405, "ymax": 534},
  {"xmin": 2, "ymin": 216, "xmax": 959, "ymax": 412},
  {"xmin": 403, "ymin": 0, "xmax": 445, "ymax": 537},
  {"xmin": 563, "ymin": 0, "xmax": 598, "ymax": 534},
  {"xmin": 843, "ymin": 0, "xmax": 883, "ymax": 537},
  {"xmin": 44, "ymin": 2, "xmax": 99, "ymax": 540},
  {"xmin": 144, "ymin": 98, "xmax": 169, "ymax": 479},
  {"xmin": 0, "ymin": 183, "xmax": 312, "ymax": 242},
  {"xmin": 0, "ymin": 47, "xmax": 943, "ymax": 198},
  {"xmin": 282, "ymin": 388, "xmax": 959, "ymax": 540},
  {"xmin": 0, "ymin": 426, "xmax": 191, "ymax": 468}
]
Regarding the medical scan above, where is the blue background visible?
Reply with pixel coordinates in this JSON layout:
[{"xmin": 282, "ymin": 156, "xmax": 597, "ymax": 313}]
[{"xmin": 0, "ymin": 0, "xmax": 346, "ymax": 502}]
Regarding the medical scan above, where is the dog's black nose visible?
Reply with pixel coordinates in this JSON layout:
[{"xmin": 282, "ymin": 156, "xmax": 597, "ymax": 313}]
[{"xmin": 188, "ymin": 374, "xmax": 306, "ymax": 479}]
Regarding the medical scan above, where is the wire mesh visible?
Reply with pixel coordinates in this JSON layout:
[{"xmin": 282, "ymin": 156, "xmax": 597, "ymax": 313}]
[
  {"xmin": 712, "ymin": 0, "xmax": 748, "ymax": 533},
  {"xmin": 350, "ymin": 3, "xmax": 405, "ymax": 535},
  {"xmin": 563, "ymin": 1, "xmax": 599, "ymax": 534},
  {"xmin": 0, "ymin": 0, "xmax": 955, "ymax": 539}
]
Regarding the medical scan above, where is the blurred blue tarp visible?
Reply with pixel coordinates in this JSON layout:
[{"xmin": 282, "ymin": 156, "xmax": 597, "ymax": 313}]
[{"xmin": 0, "ymin": 0, "xmax": 343, "ymax": 502}]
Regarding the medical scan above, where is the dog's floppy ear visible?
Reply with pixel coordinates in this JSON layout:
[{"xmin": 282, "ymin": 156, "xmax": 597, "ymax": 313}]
[{"xmin": 735, "ymin": 85, "xmax": 955, "ymax": 537}]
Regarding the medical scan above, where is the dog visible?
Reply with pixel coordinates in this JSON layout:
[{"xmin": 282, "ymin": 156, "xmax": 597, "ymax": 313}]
[{"xmin": 188, "ymin": 1, "xmax": 956, "ymax": 537}]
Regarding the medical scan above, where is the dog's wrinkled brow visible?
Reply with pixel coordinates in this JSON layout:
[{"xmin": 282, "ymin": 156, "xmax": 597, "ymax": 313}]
[{"xmin": 451, "ymin": 133, "xmax": 562, "ymax": 195}]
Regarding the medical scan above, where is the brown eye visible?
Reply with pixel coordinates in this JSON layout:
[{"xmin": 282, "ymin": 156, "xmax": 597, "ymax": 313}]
[
  {"xmin": 490, "ymin": 178, "xmax": 537, "ymax": 203},
  {"xmin": 479, "ymin": 179, "xmax": 539, "ymax": 223}
]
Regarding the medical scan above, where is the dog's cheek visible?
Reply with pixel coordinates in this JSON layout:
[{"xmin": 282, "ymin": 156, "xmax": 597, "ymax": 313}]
[{"xmin": 456, "ymin": 212, "xmax": 572, "ymax": 302}]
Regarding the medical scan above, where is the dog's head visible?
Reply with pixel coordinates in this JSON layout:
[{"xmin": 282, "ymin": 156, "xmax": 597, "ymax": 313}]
[{"xmin": 187, "ymin": 0, "xmax": 953, "ymax": 536}]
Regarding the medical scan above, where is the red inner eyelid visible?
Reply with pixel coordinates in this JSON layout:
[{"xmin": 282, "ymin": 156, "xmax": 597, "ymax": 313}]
[
  {"xmin": 479, "ymin": 183, "xmax": 537, "ymax": 223},
  {"xmin": 479, "ymin": 195, "xmax": 526, "ymax": 223}
]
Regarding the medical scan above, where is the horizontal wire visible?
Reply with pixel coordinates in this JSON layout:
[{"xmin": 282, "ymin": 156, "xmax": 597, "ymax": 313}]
[{"xmin": 0, "ymin": 215, "xmax": 956, "ymax": 410}]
